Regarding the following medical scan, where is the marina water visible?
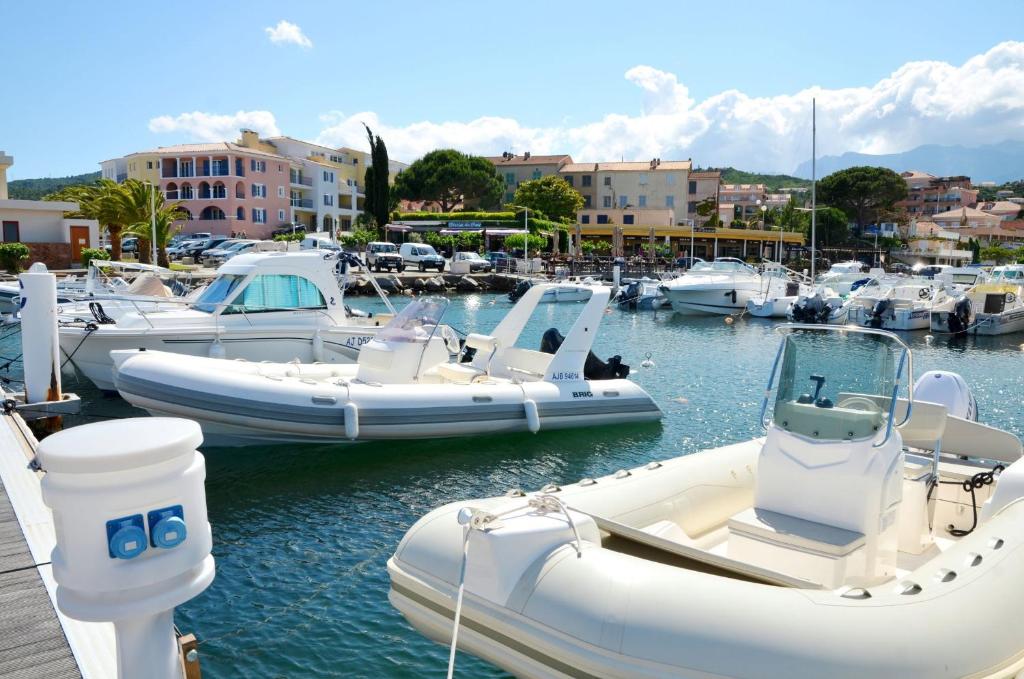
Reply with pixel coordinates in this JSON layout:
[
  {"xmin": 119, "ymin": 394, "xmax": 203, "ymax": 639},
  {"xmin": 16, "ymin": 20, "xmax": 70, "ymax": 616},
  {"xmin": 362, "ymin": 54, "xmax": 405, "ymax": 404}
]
[{"xmin": 8, "ymin": 293, "xmax": 1024, "ymax": 678}]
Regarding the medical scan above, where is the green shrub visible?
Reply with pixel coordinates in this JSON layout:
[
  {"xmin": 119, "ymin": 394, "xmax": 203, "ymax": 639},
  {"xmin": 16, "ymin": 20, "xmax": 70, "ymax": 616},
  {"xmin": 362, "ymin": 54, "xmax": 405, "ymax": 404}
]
[
  {"xmin": 504, "ymin": 233, "xmax": 546, "ymax": 252},
  {"xmin": 80, "ymin": 247, "xmax": 108, "ymax": 267},
  {"xmin": 337, "ymin": 227, "xmax": 377, "ymax": 248},
  {"xmin": 0, "ymin": 243, "xmax": 30, "ymax": 273},
  {"xmin": 273, "ymin": 231, "xmax": 306, "ymax": 242}
]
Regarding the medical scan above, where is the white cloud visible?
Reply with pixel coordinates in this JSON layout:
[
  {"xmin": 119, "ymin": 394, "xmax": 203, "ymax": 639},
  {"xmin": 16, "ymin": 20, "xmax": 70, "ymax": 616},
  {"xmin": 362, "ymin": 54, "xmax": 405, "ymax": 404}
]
[
  {"xmin": 148, "ymin": 110, "xmax": 280, "ymax": 142},
  {"xmin": 264, "ymin": 20, "xmax": 312, "ymax": 49},
  {"xmin": 316, "ymin": 41, "xmax": 1024, "ymax": 173}
]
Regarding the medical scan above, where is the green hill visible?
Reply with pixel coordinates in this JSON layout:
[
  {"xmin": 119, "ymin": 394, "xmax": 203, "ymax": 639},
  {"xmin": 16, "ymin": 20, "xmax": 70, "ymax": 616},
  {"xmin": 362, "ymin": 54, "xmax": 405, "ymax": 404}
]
[
  {"xmin": 701, "ymin": 167, "xmax": 812, "ymax": 192},
  {"xmin": 7, "ymin": 171, "xmax": 101, "ymax": 200}
]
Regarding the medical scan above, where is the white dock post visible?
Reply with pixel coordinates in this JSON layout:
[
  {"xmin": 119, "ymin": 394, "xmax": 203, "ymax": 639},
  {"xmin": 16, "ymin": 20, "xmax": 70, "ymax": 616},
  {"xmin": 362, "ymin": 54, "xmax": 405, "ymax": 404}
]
[
  {"xmin": 38, "ymin": 418, "xmax": 215, "ymax": 679},
  {"xmin": 19, "ymin": 263, "xmax": 61, "ymax": 405},
  {"xmin": 612, "ymin": 264, "xmax": 621, "ymax": 291}
]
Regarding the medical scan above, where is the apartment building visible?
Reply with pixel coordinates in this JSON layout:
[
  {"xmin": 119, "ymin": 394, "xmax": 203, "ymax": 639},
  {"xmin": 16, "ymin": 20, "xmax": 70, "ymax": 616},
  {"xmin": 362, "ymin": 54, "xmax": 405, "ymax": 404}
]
[
  {"xmin": 558, "ymin": 159, "xmax": 692, "ymax": 220},
  {"xmin": 896, "ymin": 172, "xmax": 977, "ymax": 217},
  {"xmin": 932, "ymin": 206, "xmax": 1001, "ymax": 229},
  {"xmin": 486, "ymin": 153, "xmax": 573, "ymax": 204},
  {"xmin": 101, "ymin": 129, "xmax": 402, "ymax": 237},
  {"xmin": 687, "ymin": 170, "xmax": 720, "ymax": 226},
  {"xmin": 718, "ymin": 184, "xmax": 767, "ymax": 224}
]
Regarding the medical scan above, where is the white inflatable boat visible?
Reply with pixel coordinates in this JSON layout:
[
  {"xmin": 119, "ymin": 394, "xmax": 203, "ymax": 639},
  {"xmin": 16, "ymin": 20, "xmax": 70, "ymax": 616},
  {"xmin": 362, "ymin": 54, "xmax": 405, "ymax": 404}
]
[
  {"xmin": 389, "ymin": 325, "xmax": 1024, "ymax": 678},
  {"xmin": 112, "ymin": 285, "xmax": 661, "ymax": 445}
]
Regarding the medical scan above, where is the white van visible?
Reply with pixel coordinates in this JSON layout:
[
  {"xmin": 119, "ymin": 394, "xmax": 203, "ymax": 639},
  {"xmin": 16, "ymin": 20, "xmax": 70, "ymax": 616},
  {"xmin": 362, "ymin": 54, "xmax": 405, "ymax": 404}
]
[{"xmin": 399, "ymin": 243, "xmax": 446, "ymax": 272}]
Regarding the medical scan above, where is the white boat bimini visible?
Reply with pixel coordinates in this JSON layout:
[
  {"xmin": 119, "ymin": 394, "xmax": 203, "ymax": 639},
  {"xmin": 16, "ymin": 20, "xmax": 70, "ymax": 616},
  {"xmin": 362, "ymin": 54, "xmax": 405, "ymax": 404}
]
[
  {"xmin": 659, "ymin": 258, "xmax": 764, "ymax": 315},
  {"xmin": 389, "ymin": 325, "xmax": 1024, "ymax": 678},
  {"xmin": 59, "ymin": 251, "xmax": 390, "ymax": 391},
  {"xmin": 111, "ymin": 284, "xmax": 661, "ymax": 445}
]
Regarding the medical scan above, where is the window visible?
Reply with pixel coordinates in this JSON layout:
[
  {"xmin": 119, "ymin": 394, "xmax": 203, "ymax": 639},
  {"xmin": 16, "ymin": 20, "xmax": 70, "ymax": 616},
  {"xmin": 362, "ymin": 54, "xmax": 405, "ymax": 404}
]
[
  {"xmin": 251, "ymin": 184, "xmax": 266, "ymax": 198},
  {"xmin": 278, "ymin": 209, "xmax": 286, "ymax": 221},
  {"xmin": 250, "ymin": 159, "xmax": 266, "ymax": 173},
  {"xmin": 323, "ymin": 170, "xmax": 335, "ymax": 183},
  {"xmin": 505, "ymin": 192, "xmax": 514, "ymax": 203},
  {"xmin": 235, "ymin": 159, "xmax": 245, "ymax": 176},
  {"xmin": 666, "ymin": 174, "xmax": 675, "ymax": 186},
  {"xmin": 231, "ymin": 275, "xmax": 325, "ymax": 313},
  {"xmin": 666, "ymin": 196, "xmax": 675, "ymax": 208},
  {"xmin": 193, "ymin": 274, "xmax": 245, "ymax": 313},
  {"xmin": 2, "ymin": 221, "xmax": 19, "ymax": 242},
  {"xmin": 619, "ymin": 195, "xmax": 628, "ymax": 208},
  {"xmin": 623, "ymin": 215, "xmax": 635, "ymax": 225},
  {"xmin": 638, "ymin": 195, "xmax": 647, "ymax": 208},
  {"xmin": 688, "ymin": 180, "xmax": 697, "ymax": 194},
  {"xmin": 687, "ymin": 201, "xmax": 697, "ymax": 213},
  {"xmin": 603, "ymin": 176, "xmax": 611, "ymax": 186},
  {"xmin": 602, "ymin": 196, "xmax": 612, "ymax": 208},
  {"xmin": 582, "ymin": 175, "xmax": 592, "ymax": 187},
  {"xmin": 596, "ymin": 214, "xmax": 609, "ymax": 224},
  {"xmin": 236, "ymin": 207, "xmax": 245, "ymax": 221},
  {"xmin": 563, "ymin": 175, "xmax": 574, "ymax": 187},
  {"xmin": 581, "ymin": 215, "xmax": 590, "ymax": 224},
  {"xmin": 505, "ymin": 172, "xmax": 515, "ymax": 184},
  {"xmin": 323, "ymin": 194, "xmax": 334, "ymax": 206},
  {"xmin": 639, "ymin": 173, "xmax": 648, "ymax": 185},
  {"xmin": 278, "ymin": 186, "xmax": 285, "ymax": 198},
  {"xmin": 146, "ymin": 161, "xmax": 153, "ymax": 169},
  {"xmin": 583, "ymin": 195, "xmax": 592, "ymax": 208},
  {"xmin": 252, "ymin": 208, "xmax": 267, "ymax": 224},
  {"xmin": 531, "ymin": 169, "xmax": 542, "ymax": 180}
]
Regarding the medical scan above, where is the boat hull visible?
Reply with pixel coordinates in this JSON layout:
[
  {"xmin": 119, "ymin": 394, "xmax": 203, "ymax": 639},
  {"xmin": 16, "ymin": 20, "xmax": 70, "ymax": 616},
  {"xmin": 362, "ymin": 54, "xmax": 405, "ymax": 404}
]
[
  {"xmin": 112, "ymin": 351, "xmax": 663, "ymax": 445},
  {"xmin": 745, "ymin": 296, "xmax": 797, "ymax": 318},
  {"xmin": 663, "ymin": 286, "xmax": 757, "ymax": 315}
]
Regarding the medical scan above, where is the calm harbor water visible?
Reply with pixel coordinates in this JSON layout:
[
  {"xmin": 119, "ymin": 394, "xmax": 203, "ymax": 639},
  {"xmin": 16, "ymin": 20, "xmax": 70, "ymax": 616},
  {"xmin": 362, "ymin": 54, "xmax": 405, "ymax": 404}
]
[{"xmin": 7, "ymin": 294, "xmax": 1024, "ymax": 678}]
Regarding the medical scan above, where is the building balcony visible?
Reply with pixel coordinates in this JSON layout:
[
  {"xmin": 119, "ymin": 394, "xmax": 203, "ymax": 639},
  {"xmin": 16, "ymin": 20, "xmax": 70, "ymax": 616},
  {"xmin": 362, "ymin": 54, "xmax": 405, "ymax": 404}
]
[
  {"xmin": 291, "ymin": 175, "xmax": 314, "ymax": 187},
  {"xmin": 291, "ymin": 198, "xmax": 314, "ymax": 209}
]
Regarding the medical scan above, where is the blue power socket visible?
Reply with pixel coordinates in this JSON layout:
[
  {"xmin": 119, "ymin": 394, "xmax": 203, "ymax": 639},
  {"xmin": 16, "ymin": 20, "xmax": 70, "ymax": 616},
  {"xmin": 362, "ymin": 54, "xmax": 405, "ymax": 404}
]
[
  {"xmin": 147, "ymin": 505, "xmax": 187, "ymax": 549},
  {"xmin": 106, "ymin": 515, "xmax": 147, "ymax": 560}
]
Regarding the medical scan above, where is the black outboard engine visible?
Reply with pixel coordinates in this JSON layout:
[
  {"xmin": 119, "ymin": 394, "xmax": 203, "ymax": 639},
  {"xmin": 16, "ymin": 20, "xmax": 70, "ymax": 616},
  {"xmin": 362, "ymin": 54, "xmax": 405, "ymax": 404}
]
[
  {"xmin": 508, "ymin": 280, "xmax": 532, "ymax": 303},
  {"xmin": 540, "ymin": 328, "xmax": 630, "ymax": 379},
  {"xmin": 946, "ymin": 296, "xmax": 973, "ymax": 334},
  {"xmin": 619, "ymin": 281, "xmax": 643, "ymax": 310},
  {"xmin": 789, "ymin": 294, "xmax": 831, "ymax": 324},
  {"xmin": 865, "ymin": 298, "xmax": 892, "ymax": 329}
]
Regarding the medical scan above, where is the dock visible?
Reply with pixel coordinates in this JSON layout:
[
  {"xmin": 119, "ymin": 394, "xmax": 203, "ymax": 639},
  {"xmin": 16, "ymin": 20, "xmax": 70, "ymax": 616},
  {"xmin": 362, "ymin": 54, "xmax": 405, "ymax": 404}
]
[{"xmin": 0, "ymin": 400, "xmax": 115, "ymax": 678}]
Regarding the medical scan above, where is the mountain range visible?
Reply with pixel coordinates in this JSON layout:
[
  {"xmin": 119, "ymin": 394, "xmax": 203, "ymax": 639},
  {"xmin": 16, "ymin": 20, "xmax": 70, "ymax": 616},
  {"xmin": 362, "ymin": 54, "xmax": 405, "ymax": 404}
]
[{"xmin": 794, "ymin": 141, "xmax": 1024, "ymax": 184}]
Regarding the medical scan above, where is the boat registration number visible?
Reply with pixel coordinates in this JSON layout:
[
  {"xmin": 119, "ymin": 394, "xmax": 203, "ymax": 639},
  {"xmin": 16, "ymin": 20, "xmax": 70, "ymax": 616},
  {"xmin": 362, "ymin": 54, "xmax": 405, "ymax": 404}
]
[
  {"xmin": 551, "ymin": 371, "xmax": 581, "ymax": 381},
  {"xmin": 344, "ymin": 335, "xmax": 374, "ymax": 348}
]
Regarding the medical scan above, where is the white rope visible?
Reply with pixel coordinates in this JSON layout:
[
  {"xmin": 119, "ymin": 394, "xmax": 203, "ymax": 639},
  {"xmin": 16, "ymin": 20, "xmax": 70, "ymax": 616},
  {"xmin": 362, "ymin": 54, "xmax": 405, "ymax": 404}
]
[{"xmin": 446, "ymin": 525, "xmax": 471, "ymax": 679}]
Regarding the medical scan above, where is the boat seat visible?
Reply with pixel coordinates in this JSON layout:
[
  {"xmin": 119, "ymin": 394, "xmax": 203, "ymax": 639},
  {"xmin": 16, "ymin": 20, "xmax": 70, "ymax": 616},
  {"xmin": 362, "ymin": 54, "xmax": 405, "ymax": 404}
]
[
  {"xmin": 437, "ymin": 333, "xmax": 501, "ymax": 383},
  {"xmin": 727, "ymin": 507, "xmax": 866, "ymax": 589},
  {"xmin": 435, "ymin": 362, "xmax": 486, "ymax": 384}
]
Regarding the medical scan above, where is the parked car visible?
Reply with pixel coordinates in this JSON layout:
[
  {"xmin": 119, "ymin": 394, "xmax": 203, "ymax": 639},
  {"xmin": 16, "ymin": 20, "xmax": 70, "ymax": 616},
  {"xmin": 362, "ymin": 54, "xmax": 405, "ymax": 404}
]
[
  {"xmin": 890, "ymin": 262, "xmax": 913, "ymax": 275},
  {"xmin": 400, "ymin": 243, "xmax": 446, "ymax": 272},
  {"xmin": 168, "ymin": 239, "xmax": 201, "ymax": 260},
  {"xmin": 451, "ymin": 251, "xmax": 492, "ymax": 273},
  {"xmin": 674, "ymin": 256, "xmax": 705, "ymax": 270},
  {"xmin": 300, "ymin": 236, "xmax": 341, "ymax": 252},
  {"xmin": 365, "ymin": 242, "xmax": 405, "ymax": 272},
  {"xmin": 121, "ymin": 237, "xmax": 139, "ymax": 254},
  {"xmin": 180, "ymin": 235, "xmax": 232, "ymax": 261},
  {"xmin": 206, "ymin": 240, "xmax": 262, "ymax": 266},
  {"xmin": 486, "ymin": 251, "xmax": 515, "ymax": 272},
  {"xmin": 201, "ymin": 239, "xmax": 250, "ymax": 263}
]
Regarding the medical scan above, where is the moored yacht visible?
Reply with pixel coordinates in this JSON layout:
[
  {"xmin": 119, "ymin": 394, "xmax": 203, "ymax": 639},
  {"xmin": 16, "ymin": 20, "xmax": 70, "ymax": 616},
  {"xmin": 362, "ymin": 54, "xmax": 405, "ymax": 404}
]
[
  {"xmin": 388, "ymin": 325, "xmax": 1024, "ymax": 678},
  {"xmin": 659, "ymin": 258, "xmax": 763, "ymax": 315},
  {"xmin": 931, "ymin": 264, "xmax": 1024, "ymax": 336},
  {"xmin": 58, "ymin": 250, "xmax": 390, "ymax": 391},
  {"xmin": 745, "ymin": 264, "xmax": 814, "ymax": 318},
  {"xmin": 815, "ymin": 260, "xmax": 872, "ymax": 295},
  {"xmin": 848, "ymin": 279, "xmax": 947, "ymax": 331}
]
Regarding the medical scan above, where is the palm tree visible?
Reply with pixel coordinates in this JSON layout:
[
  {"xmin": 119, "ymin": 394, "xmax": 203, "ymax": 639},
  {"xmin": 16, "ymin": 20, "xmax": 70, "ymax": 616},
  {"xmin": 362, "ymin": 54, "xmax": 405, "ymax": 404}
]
[
  {"xmin": 46, "ymin": 179, "xmax": 130, "ymax": 259},
  {"xmin": 118, "ymin": 180, "xmax": 185, "ymax": 267}
]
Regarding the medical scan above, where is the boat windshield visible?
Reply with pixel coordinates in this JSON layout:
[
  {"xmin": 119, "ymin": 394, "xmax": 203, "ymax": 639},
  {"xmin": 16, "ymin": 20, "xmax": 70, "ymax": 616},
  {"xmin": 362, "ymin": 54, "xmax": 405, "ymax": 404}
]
[
  {"xmin": 376, "ymin": 297, "xmax": 448, "ymax": 343},
  {"xmin": 992, "ymin": 268, "xmax": 1024, "ymax": 281},
  {"xmin": 709, "ymin": 260, "xmax": 752, "ymax": 273},
  {"xmin": 771, "ymin": 329, "xmax": 904, "ymax": 441},
  {"xmin": 193, "ymin": 274, "xmax": 245, "ymax": 313}
]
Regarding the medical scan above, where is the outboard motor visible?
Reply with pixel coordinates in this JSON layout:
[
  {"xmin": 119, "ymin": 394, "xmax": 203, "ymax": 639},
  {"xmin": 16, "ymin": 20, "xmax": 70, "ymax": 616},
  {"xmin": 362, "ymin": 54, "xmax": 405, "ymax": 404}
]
[
  {"xmin": 946, "ymin": 296, "xmax": 972, "ymax": 335},
  {"xmin": 914, "ymin": 370, "xmax": 977, "ymax": 421},
  {"xmin": 619, "ymin": 281, "xmax": 643, "ymax": 310},
  {"xmin": 789, "ymin": 294, "xmax": 831, "ymax": 324},
  {"xmin": 508, "ymin": 280, "xmax": 532, "ymax": 303},
  {"xmin": 865, "ymin": 298, "xmax": 892, "ymax": 329},
  {"xmin": 540, "ymin": 328, "xmax": 630, "ymax": 379}
]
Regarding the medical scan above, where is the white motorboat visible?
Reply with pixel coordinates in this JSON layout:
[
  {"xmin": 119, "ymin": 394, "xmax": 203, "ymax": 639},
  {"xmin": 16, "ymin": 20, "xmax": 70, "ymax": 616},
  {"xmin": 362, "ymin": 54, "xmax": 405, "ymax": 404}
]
[
  {"xmin": 815, "ymin": 260, "xmax": 872, "ymax": 295},
  {"xmin": 659, "ymin": 258, "xmax": 764, "ymax": 315},
  {"xmin": 616, "ymin": 278, "xmax": 668, "ymax": 310},
  {"xmin": 509, "ymin": 277, "xmax": 604, "ymax": 304},
  {"xmin": 847, "ymin": 279, "xmax": 948, "ymax": 331},
  {"xmin": 0, "ymin": 265, "xmax": 126, "ymax": 315},
  {"xmin": 786, "ymin": 285, "xmax": 849, "ymax": 323},
  {"xmin": 58, "ymin": 251, "xmax": 391, "ymax": 391},
  {"xmin": 388, "ymin": 325, "xmax": 1024, "ymax": 678},
  {"xmin": 110, "ymin": 285, "xmax": 661, "ymax": 445},
  {"xmin": 931, "ymin": 265, "xmax": 1024, "ymax": 336},
  {"xmin": 745, "ymin": 265, "xmax": 814, "ymax": 318}
]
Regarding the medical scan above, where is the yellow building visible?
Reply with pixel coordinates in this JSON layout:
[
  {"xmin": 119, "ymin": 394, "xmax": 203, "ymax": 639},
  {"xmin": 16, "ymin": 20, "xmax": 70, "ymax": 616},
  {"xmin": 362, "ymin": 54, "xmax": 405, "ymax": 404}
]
[{"xmin": 559, "ymin": 159, "xmax": 691, "ymax": 217}]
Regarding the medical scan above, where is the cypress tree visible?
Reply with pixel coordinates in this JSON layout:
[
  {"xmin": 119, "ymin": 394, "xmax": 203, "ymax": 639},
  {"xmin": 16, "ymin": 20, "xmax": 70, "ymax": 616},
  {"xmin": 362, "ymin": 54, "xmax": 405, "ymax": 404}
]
[{"xmin": 363, "ymin": 124, "xmax": 391, "ymax": 237}]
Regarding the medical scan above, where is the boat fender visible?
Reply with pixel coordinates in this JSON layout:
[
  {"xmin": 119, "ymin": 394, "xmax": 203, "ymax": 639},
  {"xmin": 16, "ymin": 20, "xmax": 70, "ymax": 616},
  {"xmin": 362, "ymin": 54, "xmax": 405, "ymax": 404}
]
[
  {"xmin": 523, "ymin": 399, "xmax": 540, "ymax": 433},
  {"xmin": 312, "ymin": 331, "xmax": 325, "ymax": 362},
  {"xmin": 343, "ymin": 402, "xmax": 359, "ymax": 439},
  {"xmin": 208, "ymin": 338, "xmax": 226, "ymax": 359}
]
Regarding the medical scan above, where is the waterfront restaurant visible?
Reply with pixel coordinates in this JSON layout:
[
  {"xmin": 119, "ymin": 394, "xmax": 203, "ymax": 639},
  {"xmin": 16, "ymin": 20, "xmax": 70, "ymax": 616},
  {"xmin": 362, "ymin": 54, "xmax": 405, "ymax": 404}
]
[{"xmin": 574, "ymin": 207, "xmax": 804, "ymax": 260}]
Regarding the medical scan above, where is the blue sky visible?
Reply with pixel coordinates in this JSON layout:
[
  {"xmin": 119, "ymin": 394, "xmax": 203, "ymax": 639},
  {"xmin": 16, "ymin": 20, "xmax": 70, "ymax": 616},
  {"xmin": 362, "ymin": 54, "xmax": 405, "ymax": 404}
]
[{"xmin": 4, "ymin": 0, "xmax": 1024, "ymax": 178}]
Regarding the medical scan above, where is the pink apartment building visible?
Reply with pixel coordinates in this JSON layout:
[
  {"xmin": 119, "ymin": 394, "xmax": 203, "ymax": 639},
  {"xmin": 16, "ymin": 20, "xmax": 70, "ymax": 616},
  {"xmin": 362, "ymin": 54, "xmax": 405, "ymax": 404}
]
[{"xmin": 150, "ymin": 143, "xmax": 291, "ymax": 238}]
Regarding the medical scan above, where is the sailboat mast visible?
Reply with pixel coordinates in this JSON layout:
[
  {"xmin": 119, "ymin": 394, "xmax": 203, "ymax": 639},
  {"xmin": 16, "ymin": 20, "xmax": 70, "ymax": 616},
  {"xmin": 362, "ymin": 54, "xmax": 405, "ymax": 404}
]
[{"xmin": 811, "ymin": 98, "xmax": 817, "ymax": 280}]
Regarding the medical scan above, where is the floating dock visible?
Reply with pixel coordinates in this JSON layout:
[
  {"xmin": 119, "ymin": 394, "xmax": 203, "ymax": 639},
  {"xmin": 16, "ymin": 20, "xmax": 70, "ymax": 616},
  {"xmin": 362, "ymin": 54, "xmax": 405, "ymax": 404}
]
[{"xmin": 0, "ymin": 397, "xmax": 116, "ymax": 678}]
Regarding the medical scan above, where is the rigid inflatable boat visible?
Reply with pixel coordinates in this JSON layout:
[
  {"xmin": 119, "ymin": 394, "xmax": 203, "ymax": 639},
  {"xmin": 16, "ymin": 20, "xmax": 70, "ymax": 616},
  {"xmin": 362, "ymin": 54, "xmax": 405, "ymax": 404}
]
[
  {"xmin": 112, "ymin": 284, "xmax": 661, "ymax": 445},
  {"xmin": 389, "ymin": 325, "xmax": 1024, "ymax": 678}
]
